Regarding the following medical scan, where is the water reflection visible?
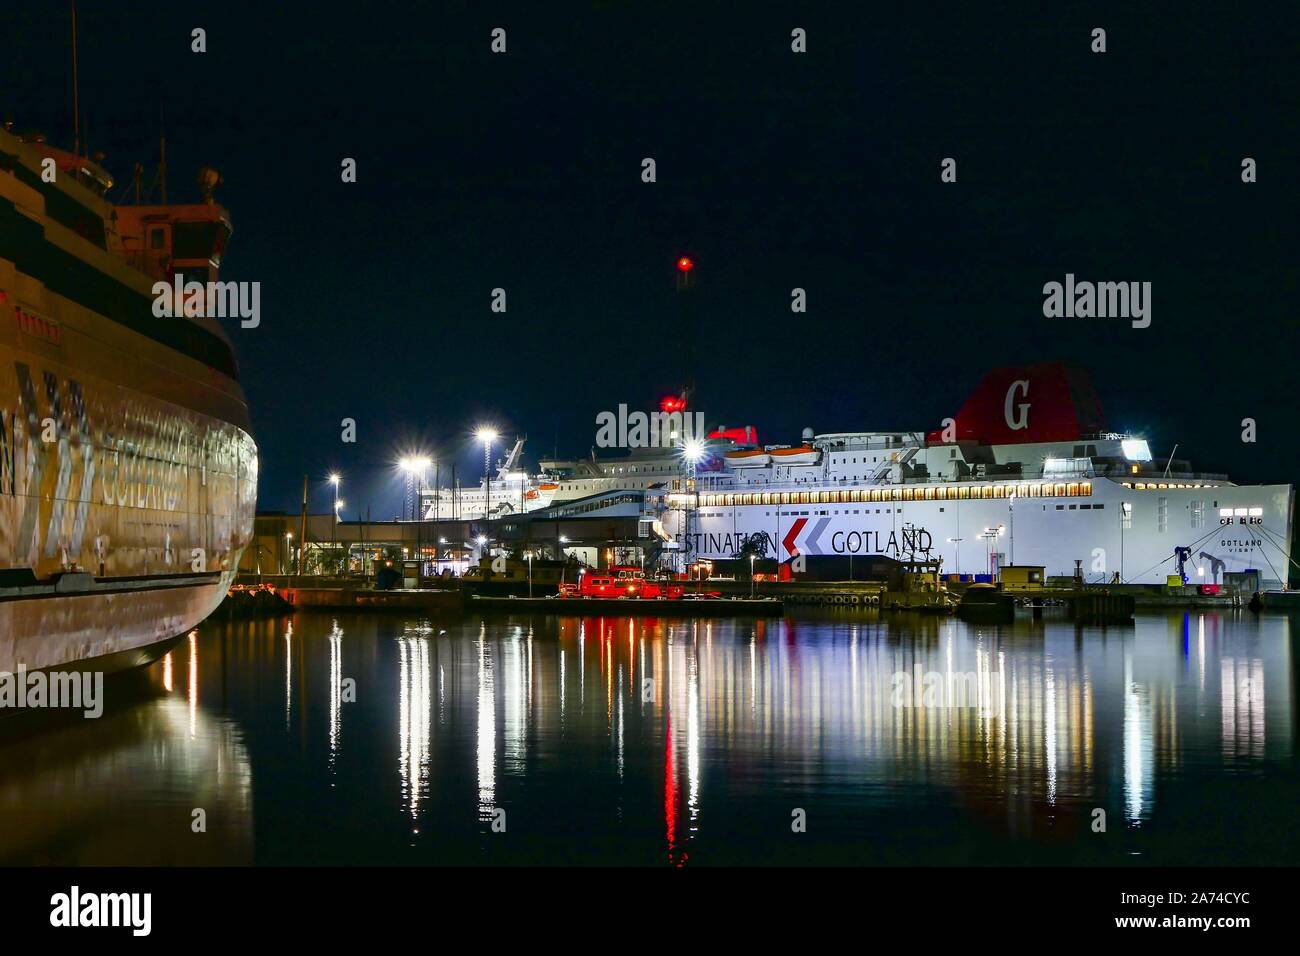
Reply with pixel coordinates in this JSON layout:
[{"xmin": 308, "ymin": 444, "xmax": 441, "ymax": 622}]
[
  {"xmin": 328, "ymin": 620, "xmax": 343, "ymax": 769},
  {"xmin": 0, "ymin": 634, "xmax": 252, "ymax": 865},
  {"xmin": 476, "ymin": 623, "xmax": 495, "ymax": 819},
  {"xmin": 398, "ymin": 626, "xmax": 431, "ymax": 818},
  {"xmin": 0, "ymin": 608, "xmax": 1294, "ymax": 866}
]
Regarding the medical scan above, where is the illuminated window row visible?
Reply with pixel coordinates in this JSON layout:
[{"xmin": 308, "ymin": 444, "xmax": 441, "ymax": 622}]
[
  {"xmin": 699, "ymin": 481, "xmax": 1092, "ymax": 508},
  {"xmin": 1123, "ymin": 481, "xmax": 1208, "ymax": 490},
  {"xmin": 1220, "ymin": 507, "xmax": 1264, "ymax": 517}
]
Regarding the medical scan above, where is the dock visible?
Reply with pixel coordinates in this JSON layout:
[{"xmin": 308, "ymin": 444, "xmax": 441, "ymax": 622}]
[
  {"xmin": 281, "ymin": 587, "xmax": 463, "ymax": 612},
  {"xmin": 471, "ymin": 594, "xmax": 784, "ymax": 616}
]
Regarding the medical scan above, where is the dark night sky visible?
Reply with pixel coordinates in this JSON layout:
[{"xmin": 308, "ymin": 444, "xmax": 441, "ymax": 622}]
[{"xmin": 4, "ymin": 2, "xmax": 1297, "ymax": 517}]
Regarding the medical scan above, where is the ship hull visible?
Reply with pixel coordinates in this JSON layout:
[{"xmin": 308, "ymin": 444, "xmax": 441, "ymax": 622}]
[
  {"xmin": 671, "ymin": 477, "xmax": 1295, "ymax": 587},
  {"xmin": 0, "ymin": 572, "xmax": 231, "ymax": 673}
]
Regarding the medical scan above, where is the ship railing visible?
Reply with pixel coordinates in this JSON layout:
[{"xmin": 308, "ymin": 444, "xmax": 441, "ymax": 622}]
[{"xmin": 814, "ymin": 433, "xmax": 925, "ymax": 452}]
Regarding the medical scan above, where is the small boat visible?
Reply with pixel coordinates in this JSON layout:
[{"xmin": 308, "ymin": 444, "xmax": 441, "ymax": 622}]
[
  {"xmin": 768, "ymin": 445, "xmax": 821, "ymax": 466},
  {"xmin": 725, "ymin": 449, "xmax": 771, "ymax": 467},
  {"xmin": 558, "ymin": 567, "xmax": 686, "ymax": 599},
  {"xmin": 957, "ymin": 583, "xmax": 1015, "ymax": 621}
]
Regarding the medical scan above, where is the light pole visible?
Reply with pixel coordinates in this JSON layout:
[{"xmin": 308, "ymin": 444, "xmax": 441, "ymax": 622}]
[
  {"xmin": 415, "ymin": 457, "xmax": 429, "ymax": 580},
  {"xmin": 477, "ymin": 427, "xmax": 498, "ymax": 520},
  {"xmin": 399, "ymin": 457, "xmax": 414, "ymax": 521},
  {"xmin": 284, "ymin": 532, "xmax": 293, "ymax": 575},
  {"xmin": 981, "ymin": 527, "xmax": 999, "ymax": 577},
  {"xmin": 400, "ymin": 455, "xmax": 432, "ymax": 580},
  {"xmin": 947, "ymin": 537, "xmax": 963, "ymax": 577},
  {"xmin": 750, "ymin": 554, "xmax": 756, "ymax": 597},
  {"xmin": 681, "ymin": 437, "xmax": 706, "ymax": 581},
  {"xmin": 338, "ymin": 502, "xmax": 348, "ymax": 567},
  {"xmin": 329, "ymin": 474, "xmax": 341, "ymax": 573},
  {"xmin": 526, "ymin": 550, "xmax": 533, "ymax": 598}
]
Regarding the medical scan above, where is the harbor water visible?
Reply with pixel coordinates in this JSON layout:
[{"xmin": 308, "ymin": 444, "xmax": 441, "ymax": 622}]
[{"xmin": 1, "ymin": 609, "xmax": 1296, "ymax": 866}]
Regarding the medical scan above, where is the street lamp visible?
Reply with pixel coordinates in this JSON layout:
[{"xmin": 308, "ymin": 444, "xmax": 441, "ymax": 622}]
[
  {"xmin": 981, "ymin": 527, "xmax": 1000, "ymax": 577},
  {"xmin": 680, "ymin": 437, "xmax": 707, "ymax": 579},
  {"xmin": 399, "ymin": 455, "xmax": 432, "ymax": 582},
  {"xmin": 285, "ymin": 532, "xmax": 293, "ymax": 575},
  {"xmin": 398, "ymin": 457, "xmax": 413, "ymax": 520},
  {"xmin": 750, "ymin": 554, "xmax": 756, "ymax": 597},
  {"xmin": 681, "ymin": 437, "xmax": 707, "ymax": 467},
  {"xmin": 476, "ymin": 427, "xmax": 498, "ymax": 520}
]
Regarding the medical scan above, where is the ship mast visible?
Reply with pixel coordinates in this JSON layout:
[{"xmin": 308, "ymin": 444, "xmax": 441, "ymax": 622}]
[{"xmin": 70, "ymin": 0, "xmax": 81, "ymax": 158}]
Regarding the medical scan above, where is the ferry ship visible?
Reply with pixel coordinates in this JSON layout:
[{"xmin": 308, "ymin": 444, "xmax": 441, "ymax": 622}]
[
  {"xmin": 659, "ymin": 364, "xmax": 1295, "ymax": 588},
  {"xmin": 0, "ymin": 126, "xmax": 257, "ymax": 673},
  {"xmin": 421, "ymin": 431, "xmax": 741, "ymax": 519}
]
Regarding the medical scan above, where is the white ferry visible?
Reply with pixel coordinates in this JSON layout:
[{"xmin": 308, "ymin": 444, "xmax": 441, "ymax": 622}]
[
  {"xmin": 659, "ymin": 364, "xmax": 1294, "ymax": 587},
  {"xmin": 420, "ymin": 429, "xmax": 748, "ymax": 520}
]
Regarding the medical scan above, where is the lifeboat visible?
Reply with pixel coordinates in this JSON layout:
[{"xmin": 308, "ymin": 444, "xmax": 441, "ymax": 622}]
[
  {"xmin": 725, "ymin": 448, "xmax": 771, "ymax": 467},
  {"xmin": 768, "ymin": 445, "xmax": 821, "ymax": 466}
]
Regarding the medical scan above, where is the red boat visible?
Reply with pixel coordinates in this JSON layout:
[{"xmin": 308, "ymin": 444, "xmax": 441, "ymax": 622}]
[{"xmin": 559, "ymin": 566, "xmax": 686, "ymax": 600}]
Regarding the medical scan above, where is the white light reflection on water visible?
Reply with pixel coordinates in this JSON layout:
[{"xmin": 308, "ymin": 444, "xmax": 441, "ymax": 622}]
[
  {"xmin": 328, "ymin": 620, "xmax": 343, "ymax": 771},
  {"xmin": 504, "ymin": 627, "xmax": 526, "ymax": 777},
  {"xmin": 12, "ymin": 609, "xmax": 1284, "ymax": 867},
  {"xmin": 687, "ymin": 635, "xmax": 700, "ymax": 829},
  {"xmin": 1221, "ymin": 657, "xmax": 1265, "ymax": 760},
  {"xmin": 1123, "ymin": 648, "xmax": 1153, "ymax": 824},
  {"xmin": 398, "ymin": 630, "xmax": 431, "ymax": 819},
  {"xmin": 1045, "ymin": 664, "xmax": 1057, "ymax": 805},
  {"xmin": 284, "ymin": 620, "xmax": 293, "ymax": 732},
  {"xmin": 476, "ymin": 623, "xmax": 495, "ymax": 818}
]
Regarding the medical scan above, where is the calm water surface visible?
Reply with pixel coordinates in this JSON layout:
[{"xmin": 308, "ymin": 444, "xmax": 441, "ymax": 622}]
[{"xmin": 1, "ymin": 609, "xmax": 1296, "ymax": 866}]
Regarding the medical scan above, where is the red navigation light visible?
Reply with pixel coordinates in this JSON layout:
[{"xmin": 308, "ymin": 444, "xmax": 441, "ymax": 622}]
[
  {"xmin": 660, "ymin": 395, "xmax": 687, "ymax": 414},
  {"xmin": 676, "ymin": 256, "xmax": 694, "ymax": 273}
]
